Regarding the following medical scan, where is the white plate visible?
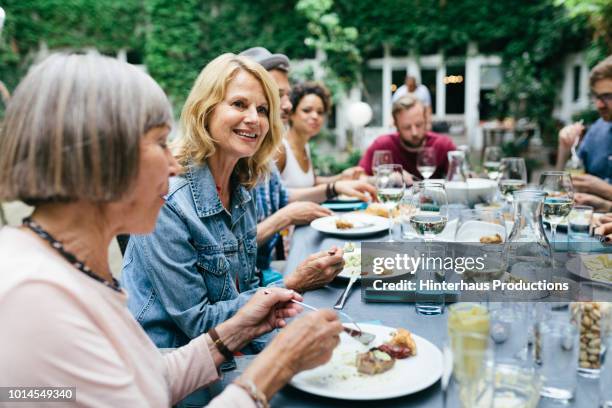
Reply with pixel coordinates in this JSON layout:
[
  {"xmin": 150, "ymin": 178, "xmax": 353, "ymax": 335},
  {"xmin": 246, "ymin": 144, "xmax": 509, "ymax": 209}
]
[
  {"xmin": 290, "ymin": 324, "xmax": 443, "ymax": 400},
  {"xmin": 311, "ymin": 213, "xmax": 389, "ymax": 237},
  {"xmin": 566, "ymin": 254, "xmax": 612, "ymax": 284}
]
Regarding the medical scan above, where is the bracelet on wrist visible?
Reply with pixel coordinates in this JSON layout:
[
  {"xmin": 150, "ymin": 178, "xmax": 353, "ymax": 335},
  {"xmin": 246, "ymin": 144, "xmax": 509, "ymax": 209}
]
[
  {"xmin": 234, "ymin": 378, "xmax": 269, "ymax": 408},
  {"xmin": 208, "ymin": 327, "xmax": 234, "ymax": 361},
  {"xmin": 325, "ymin": 183, "xmax": 333, "ymax": 199}
]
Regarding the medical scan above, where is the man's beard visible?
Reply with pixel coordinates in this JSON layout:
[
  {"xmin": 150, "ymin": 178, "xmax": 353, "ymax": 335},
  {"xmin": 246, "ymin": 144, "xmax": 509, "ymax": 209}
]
[
  {"xmin": 399, "ymin": 137, "xmax": 426, "ymax": 151},
  {"xmin": 599, "ymin": 108, "xmax": 611, "ymax": 122}
]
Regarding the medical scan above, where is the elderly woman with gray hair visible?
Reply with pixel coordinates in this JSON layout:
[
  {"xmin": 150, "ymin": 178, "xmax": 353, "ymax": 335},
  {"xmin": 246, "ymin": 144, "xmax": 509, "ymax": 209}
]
[{"xmin": 0, "ymin": 53, "xmax": 341, "ymax": 407}]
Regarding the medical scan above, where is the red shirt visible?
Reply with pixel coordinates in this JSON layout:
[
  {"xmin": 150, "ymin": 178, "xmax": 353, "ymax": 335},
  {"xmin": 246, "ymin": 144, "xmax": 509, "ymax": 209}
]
[{"xmin": 359, "ymin": 131, "xmax": 456, "ymax": 179}]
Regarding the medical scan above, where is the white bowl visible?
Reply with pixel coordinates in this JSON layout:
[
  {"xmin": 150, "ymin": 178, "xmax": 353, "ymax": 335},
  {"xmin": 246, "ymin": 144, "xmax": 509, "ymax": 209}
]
[{"xmin": 427, "ymin": 178, "xmax": 497, "ymax": 206}]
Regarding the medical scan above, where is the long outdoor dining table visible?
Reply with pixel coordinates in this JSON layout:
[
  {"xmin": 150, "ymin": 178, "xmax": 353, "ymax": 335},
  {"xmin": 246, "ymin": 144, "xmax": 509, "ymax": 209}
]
[{"xmin": 240, "ymin": 224, "xmax": 602, "ymax": 408}]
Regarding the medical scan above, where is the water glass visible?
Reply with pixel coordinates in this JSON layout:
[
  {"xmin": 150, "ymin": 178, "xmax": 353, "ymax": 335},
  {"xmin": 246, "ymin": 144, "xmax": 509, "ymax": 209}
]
[
  {"xmin": 399, "ymin": 189, "xmax": 417, "ymax": 240},
  {"xmin": 493, "ymin": 363, "xmax": 541, "ymax": 408},
  {"xmin": 601, "ymin": 332, "xmax": 612, "ymax": 407},
  {"xmin": 372, "ymin": 149, "xmax": 393, "ymax": 175},
  {"xmin": 448, "ymin": 303, "xmax": 490, "ymax": 369},
  {"xmin": 453, "ymin": 332, "xmax": 495, "ymax": 407},
  {"xmin": 414, "ymin": 243, "xmax": 445, "ymax": 315},
  {"xmin": 489, "ymin": 303, "xmax": 529, "ymax": 363},
  {"xmin": 568, "ymin": 205, "xmax": 593, "ymax": 242},
  {"xmin": 537, "ymin": 319, "xmax": 580, "ymax": 402}
]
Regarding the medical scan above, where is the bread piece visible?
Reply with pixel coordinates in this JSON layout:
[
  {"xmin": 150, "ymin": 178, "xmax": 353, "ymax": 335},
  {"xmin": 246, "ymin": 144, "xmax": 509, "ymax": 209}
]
[
  {"xmin": 364, "ymin": 203, "xmax": 389, "ymax": 218},
  {"xmin": 479, "ymin": 233, "xmax": 503, "ymax": 244},
  {"xmin": 335, "ymin": 219, "xmax": 354, "ymax": 229}
]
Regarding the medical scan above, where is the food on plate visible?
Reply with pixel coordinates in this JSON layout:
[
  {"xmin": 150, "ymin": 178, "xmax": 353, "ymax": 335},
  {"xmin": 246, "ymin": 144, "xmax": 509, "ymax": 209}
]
[
  {"xmin": 479, "ymin": 233, "xmax": 503, "ymax": 244},
  {"xmin": 581, "ymin": 254, "xmax": 612, "ymax": 282},
  {"xmin": 388, "ymin": 328, "xmax": 417, "ymax": 357},
  {"xmin": 356, "ymin": 348, "xmax": 395, "ymax": 375},
  {"xmin": 335, "ymin": 218, "xmax": 354, "ymax": 229},
  {"xmin": 354, "ymin": 327, "xmax": 416, "ymax": 375},
  {"xmin": 343, "ymin": 242, "xmax": 356, "ymax": 253},
  {"xmin": 377, "ymin": 343, "xmax": 412, "ymax": 359},
  {"xmin": 365, "ymin": 203, "xmax": 389, "ymax": 217}
]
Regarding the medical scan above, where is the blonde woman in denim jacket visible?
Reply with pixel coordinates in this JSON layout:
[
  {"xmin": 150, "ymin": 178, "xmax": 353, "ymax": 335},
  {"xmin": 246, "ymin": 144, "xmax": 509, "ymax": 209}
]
[{"xmin": 121, "ymin": 54, "xmax": 344, "ymax": 355}]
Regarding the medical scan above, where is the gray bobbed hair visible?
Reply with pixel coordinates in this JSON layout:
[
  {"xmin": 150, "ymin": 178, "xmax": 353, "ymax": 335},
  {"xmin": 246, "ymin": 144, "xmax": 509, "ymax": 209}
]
[{"xmin": 0, "ymin": 52, "xmax": 172, "ymax": 205}]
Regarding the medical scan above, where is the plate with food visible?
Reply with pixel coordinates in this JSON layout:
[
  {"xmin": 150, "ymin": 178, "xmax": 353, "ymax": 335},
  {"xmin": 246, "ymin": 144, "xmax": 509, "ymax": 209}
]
[
  {"xmin": 338, "ymin": 242, "xmax": 362, "ymax": 280},
  {"xmin": 566, "ymin": 253, "xmax": 612, "ymax": 284},
  {"xmin": 310, "ymin": 213, "xmax": 389, "ymax": 237},
  {"xmin": 290, "ymin": 324, "xmax": 443, "ymax": 400}
]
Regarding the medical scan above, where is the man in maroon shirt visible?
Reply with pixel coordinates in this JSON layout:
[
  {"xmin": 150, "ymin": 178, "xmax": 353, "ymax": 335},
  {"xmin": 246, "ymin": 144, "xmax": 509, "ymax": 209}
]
[{"xmin": 359, "ymin": 95, "xmax": 456, "ymax": 181}]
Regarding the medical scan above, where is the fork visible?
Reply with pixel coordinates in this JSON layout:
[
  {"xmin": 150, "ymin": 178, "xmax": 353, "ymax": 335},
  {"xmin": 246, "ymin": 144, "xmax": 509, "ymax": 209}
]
[{"xmin": 290, "ymin": 299, "xmax": 375, "ymax": 345}]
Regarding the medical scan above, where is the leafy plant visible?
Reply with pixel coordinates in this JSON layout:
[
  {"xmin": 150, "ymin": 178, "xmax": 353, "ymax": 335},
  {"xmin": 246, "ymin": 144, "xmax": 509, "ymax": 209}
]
[{"xmin": 296, "ymin": 0, "xmax": 362, "ymax": 97}]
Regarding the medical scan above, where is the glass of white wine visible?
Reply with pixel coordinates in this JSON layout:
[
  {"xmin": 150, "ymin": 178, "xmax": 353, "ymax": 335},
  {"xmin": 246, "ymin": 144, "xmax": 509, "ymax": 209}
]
[
  {"xmin": 375, "ymin": 164, "xmax": 405, "ymax": 242},
  {"xmin": 539, "ymin": 171, "xmax": 574, "ymax": 247},
  {"xmin": 417, "ymin": 147, "xmax": 437, "ymax": 180},
  {"xmin": 482, "ymin": 146, "xmax": 503, "ymax": 180},
  {"xmin": 498, "ymin": 157, "xmax": 527, "ymax": 205},
  {"xmin": 372, "ymin": 149, "xmax": 393, "ymax": 176},
  {"xmin": 409, "ymin": 182, "xmax": 448, "ymax": 242}
]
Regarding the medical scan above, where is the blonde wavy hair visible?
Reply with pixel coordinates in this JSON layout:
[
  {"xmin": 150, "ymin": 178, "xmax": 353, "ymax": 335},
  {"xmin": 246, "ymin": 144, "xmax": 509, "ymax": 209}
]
[{"xmin": 175, "ymin": 53, "xmax": 283, "ymax": 188}]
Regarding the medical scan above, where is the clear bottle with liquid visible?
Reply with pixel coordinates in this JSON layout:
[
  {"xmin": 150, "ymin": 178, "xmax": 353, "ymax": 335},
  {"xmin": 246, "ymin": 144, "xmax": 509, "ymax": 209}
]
[
  {"xmin": 446, "ymin": 150, "xmax": 467, "ymax": 182},
  {"xmin": 505, "ymin": 190, "xmax": 553, "ymax": 299}
]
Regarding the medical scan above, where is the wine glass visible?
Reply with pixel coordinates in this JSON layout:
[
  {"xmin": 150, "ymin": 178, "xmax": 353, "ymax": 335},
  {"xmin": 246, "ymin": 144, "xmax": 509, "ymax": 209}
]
[
  {"xmin": 409, "ymin": 182, "xmax": 448, "ymax": 242},
  {"xmin": 417, "ymin": 147, "xmax": 437, "ymax": 180},
  {"xmin": 375, "ymin": 164, "xmax": 405, "ymax": 242},
  {"xmin": 498, "ymin": 157, "xmax": 527, "ymax": 205},
  {"xmin": 482, "ymin": 146, "xmax": 503, "ymax": 180},
  {"xmin": 372, "ymin": 149, "xmax": 393, "ymax": 176},
  {"xmin": 539, "ymin": 171, "xmax": 574, "ymax": 247}
]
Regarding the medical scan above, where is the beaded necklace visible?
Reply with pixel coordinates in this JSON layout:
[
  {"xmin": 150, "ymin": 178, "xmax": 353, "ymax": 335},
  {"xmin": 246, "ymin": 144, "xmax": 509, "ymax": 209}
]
[{"xmin": 22, "ymin": 217, "xmax": 122, "ymax": 293}]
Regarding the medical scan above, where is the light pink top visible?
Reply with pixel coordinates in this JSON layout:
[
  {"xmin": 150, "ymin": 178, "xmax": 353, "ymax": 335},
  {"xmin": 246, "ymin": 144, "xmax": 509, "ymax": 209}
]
[{"xmin": 0, "ymin": 227, "xmax": 254, "ymax": 408}]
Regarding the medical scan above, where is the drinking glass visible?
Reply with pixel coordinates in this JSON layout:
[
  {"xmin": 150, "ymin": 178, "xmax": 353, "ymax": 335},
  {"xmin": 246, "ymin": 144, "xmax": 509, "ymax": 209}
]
[
  {"xmin": 493, "ymin": 362, "xmax": 541, "ymax": 408},
  {"xmin": 448, "ymin": 303, "xmax": 491, "ymax": 374},
  {"xmin": 482, "ymin": 146, "xmax": 503, "ymax": 180},
  {"xmin": 489, "ymin": 303, "xmax": 530, "ymax": 363},
  {"xmin": 375, "ymin": 164, "xmax": 405, "ymax": 242},
  {"xmin": 453, "ymin": 332, "xmax": 495, "ymax": 408},
  {"xmin": 498, "ymin": 157, "xmax": 527, "ymax": 205},
  {"xmin": 601, "ymin": 330, "xmax": 612, "ymax": 407},
  {"xmin": 537, "ymin": 319, "xmax": 580, "ymax": 402},
  {"xmin": 409, "ymin": 182, "xmax": 448, "ymax": 242},
  {"xmin": 372, "ymin": 149, "xmax": 393, "ymax": 176},
  {"xmin": 417, "ymin": 146, "xmax": 437, "ymax": 180},
  {"xmin": 567, "ymin": 205, "xmax": 593, "ymax": 242},
  {"xmin": 539, "ymin": 171, "xmax": 574, "ymax": 247},
  {"xmin": 414, "ymin": 242, "xmax": 446, "ymax": 315},
  {"xmin": 399, "ymin": 189, "xmax": 417, "ymax": 240}
]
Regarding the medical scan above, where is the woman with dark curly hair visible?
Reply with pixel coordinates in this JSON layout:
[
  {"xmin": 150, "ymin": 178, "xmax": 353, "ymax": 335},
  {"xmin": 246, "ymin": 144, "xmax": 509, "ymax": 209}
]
[{"xmin": 277, "ymin": 82, "xmax": 364, "ymax": 189}]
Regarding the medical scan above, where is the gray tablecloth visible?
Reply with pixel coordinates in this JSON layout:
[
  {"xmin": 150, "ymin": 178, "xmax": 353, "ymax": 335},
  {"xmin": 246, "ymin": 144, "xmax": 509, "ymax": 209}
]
[{"xmin": 236, "ymin": 225, "xmax": 601, "ymax": 408}]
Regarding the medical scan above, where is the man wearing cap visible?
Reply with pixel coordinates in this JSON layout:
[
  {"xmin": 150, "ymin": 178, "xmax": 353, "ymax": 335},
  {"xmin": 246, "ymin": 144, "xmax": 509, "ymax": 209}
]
[{"xmin": 240, "ymin": 47, "xmax": 376, "ymax": 285}]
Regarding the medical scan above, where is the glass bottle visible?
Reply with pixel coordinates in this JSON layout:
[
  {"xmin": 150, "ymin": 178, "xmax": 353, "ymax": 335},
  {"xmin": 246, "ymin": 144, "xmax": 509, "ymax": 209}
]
[
  {"xmin": 446, "ymin": 150, "xmax": 467, "ymax": 182},
  {"xmin": 505, "ymin": 189, "xmax": 552, "ymax": 300}
]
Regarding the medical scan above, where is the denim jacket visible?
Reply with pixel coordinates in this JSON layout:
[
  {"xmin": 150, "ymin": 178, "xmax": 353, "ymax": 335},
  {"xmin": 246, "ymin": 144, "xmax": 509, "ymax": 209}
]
[
  {"xmin": 121, "ymin": 162, "xmax": 265, "ymax": 350},
  {"xmin": 254, "ymin": 164, "xmax": 289, "ymax": 271}
]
